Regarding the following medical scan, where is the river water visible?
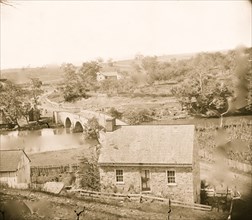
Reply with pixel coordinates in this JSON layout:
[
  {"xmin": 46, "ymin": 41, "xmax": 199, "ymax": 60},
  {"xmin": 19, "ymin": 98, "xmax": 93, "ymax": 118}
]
[
  {"xmin": 0, "ymin": 128, "xmax": 92, "ymax": 154},
  {"xmin": 1, "ymin": 116, "xmax": 251, "ymax": 154}
]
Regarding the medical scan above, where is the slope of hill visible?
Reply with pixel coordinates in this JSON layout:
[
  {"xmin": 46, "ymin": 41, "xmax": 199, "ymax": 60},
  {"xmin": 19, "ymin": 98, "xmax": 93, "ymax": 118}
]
[
  {"xmin": 0, "ymin": 52, "xmax": 196, "ymax": 84},
  {"xmin": 1, "ymin": 66, "xmax": 64, "ymax": 84}
]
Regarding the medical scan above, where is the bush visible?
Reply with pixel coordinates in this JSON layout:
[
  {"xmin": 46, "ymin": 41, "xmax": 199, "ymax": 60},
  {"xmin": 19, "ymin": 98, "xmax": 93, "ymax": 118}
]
[
  {"xmin": 79, "ymin": 157, "xmax": 100, "ymax": 191},
  {"xmin": 123, "ymin": 109, "xmax": 152, "ymax": 125},
  {"xmin": 107, "ymin": 107, "xmax": 122, "ymax": 119}
]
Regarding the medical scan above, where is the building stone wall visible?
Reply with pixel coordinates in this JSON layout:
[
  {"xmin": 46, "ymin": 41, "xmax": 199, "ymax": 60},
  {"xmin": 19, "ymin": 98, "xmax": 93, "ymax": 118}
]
[
  {"xmin": 31, "ymin": 164, "xmax": 79, "ymax": 185},
  {"xmin": 99, "ymin": 166, "xmax": 195, "ymax": 203},
  {"xmin": 193, "ymin": 137, "xmax": 201, "ymax": 203}
]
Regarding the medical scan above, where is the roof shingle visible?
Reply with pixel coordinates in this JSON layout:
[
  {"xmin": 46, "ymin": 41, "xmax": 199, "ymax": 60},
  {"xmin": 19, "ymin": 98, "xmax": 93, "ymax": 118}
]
[{"xmin": 98, "ymin": 125, "xmax": 195, "ymax": 165}]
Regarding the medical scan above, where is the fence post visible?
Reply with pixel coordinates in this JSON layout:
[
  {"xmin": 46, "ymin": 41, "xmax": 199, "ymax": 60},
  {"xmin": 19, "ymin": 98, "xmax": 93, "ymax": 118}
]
[{"xmin": 167, "ymin": 199, "xmax": 171, "ymax": 220}]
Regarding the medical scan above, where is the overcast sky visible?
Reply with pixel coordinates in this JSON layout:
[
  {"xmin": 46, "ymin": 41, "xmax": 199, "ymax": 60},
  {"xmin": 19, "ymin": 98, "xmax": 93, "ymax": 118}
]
[{"xmin": 1, "ymin": 0, "xmax": 251, "ymax": 69}]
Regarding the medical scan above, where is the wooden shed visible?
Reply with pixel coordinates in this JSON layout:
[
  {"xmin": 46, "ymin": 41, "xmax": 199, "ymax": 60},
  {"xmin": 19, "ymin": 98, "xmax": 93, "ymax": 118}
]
[{"xmin": 0, "ymin": 149, "xmax": 31, "ymax": 188}]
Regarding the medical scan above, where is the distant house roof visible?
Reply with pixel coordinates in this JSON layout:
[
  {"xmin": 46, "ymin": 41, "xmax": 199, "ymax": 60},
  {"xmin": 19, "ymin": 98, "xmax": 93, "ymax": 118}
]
[
  {"xmin": 97, "ymin": 72, "xmax": 119, "ymax": 77},
  {"xmin": 98, "ymin": 125, "xmax": 195, "ymax": 166},
  {"xmin": 0, "ymin": 149, "xmax": 31, "ymax": 172}
]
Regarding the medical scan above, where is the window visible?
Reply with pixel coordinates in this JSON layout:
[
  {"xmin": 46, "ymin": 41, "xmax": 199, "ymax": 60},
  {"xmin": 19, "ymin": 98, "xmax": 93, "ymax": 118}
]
[
  {"xmin": 167, "ymin": 170, "xmax": 175, "ymax": 183},
  {"xmin": 116, "ymin": 169, "xmax": 123, "ymax": 183}
]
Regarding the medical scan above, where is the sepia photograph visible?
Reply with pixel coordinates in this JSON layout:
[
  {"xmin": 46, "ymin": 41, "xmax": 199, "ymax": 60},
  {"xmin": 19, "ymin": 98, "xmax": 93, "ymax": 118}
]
[{"xmin": 0, "ymin": 0, "xmax": 251, "ymax": 219}]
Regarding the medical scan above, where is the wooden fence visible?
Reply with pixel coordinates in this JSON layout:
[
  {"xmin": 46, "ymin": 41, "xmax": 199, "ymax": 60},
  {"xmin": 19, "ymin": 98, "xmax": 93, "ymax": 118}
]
[{"xmin": 69, "ymin": 189, "xmax": 212, "ymax": 211}]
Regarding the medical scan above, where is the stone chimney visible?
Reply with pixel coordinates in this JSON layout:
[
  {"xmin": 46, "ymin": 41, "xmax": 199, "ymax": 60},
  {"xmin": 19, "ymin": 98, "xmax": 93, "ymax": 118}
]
[{"xmin": 105, "ymin": 117, "xmax": 116, "ymax": 132}]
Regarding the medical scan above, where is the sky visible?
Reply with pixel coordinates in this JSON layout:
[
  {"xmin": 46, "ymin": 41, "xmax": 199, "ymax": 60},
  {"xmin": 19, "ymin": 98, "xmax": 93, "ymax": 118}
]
[{"xmin": 0, "ymin": 0, "xmax": 251, "ymax": 69}]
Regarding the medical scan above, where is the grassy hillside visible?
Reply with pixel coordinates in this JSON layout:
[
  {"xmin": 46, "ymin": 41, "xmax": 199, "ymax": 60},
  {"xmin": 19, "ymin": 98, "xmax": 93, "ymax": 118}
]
[
  {"xmin": 0, "ymin": 52, "xmax": 195, "ymax": 84},
  {"xmin": 1, "ymin": 66, "xmax": 64, "ymax": 84}
]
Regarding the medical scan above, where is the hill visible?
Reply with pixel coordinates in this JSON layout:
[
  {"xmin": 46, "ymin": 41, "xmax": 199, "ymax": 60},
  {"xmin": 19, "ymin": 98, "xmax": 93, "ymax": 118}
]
[
  {"xmin": 1, "ymin": 66, "xmax": 65, "ymax": 84},
  {"xmin": 0, "ymin": 52, "xmax": 196, "ymax": 84}
]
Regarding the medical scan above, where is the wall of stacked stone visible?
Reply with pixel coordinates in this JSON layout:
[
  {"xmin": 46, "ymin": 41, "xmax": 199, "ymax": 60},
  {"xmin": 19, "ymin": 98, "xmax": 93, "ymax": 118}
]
[
  {"xmin": 99, "ymin": 166, "xmax": 195, "ymax": 203},
  {"xmin": 31, "ymin": 164, "xmax": 79, "ymax": 185}
]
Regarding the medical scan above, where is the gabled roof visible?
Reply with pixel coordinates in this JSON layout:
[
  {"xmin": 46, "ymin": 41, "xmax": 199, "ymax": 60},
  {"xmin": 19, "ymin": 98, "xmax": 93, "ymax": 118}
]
[
  {"xmin": 97, "ymin": 72, "xmax": 118, "ymax": 77},
  {"xmin": 0, "ymin": 149, "xmax": 31, "ymax": 172},
  {"xmin": 98, "ymin": 125, "xmax": 195, "ymax": 166}
]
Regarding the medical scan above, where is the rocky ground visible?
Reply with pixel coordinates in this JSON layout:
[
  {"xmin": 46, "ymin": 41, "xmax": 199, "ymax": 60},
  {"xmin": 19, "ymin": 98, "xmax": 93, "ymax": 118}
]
[{"xmin": 0, "ymin": 188, "xmax": 228, "ymax": 220}]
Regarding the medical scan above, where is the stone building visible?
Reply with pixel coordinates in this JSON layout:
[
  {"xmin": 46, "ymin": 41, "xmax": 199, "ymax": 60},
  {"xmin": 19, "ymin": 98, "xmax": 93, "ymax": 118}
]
[
  {"xmin": 0, "ymin": 149, "xmax": 31, "ymax": 188},
  {"xmin": 98, "ymin": 124, "xmax": 200, "ymax": 203}
]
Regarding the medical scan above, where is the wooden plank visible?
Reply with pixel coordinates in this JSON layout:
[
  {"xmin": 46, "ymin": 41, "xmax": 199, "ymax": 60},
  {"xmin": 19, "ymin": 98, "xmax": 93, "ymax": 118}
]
[
  {"xmin": 171, "ymin": 203, "xmax": 211, "ymax": 211},
  {"xmin": 171, "ymin": 199, "xmax": 211, "ymax": 209},
  {"xmin": 71, "ymin": 189, "xmax": 212, "ymax": 211}
]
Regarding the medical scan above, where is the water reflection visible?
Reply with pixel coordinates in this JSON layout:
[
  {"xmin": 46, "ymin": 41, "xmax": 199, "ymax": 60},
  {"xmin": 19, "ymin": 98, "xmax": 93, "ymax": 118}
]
[{"xmin": 0, "ymin": 128, "xmax": 92, "ymax": 154}]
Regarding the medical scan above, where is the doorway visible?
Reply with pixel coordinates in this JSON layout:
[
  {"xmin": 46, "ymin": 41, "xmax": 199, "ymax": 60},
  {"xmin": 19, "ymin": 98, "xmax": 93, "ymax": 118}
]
[{"xmin": 141, "ymin": 170, "xmax": 150, "ymax": 191}]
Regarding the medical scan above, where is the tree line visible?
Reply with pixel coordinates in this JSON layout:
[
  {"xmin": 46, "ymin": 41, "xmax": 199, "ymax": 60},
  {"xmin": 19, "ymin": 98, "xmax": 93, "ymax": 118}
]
[{"xmin": 61, "ymin": 47, "xmax": 251, "ymax": 119}]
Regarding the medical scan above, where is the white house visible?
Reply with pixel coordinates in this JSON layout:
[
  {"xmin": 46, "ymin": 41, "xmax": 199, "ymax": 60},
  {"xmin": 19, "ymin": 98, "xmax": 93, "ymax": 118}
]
[{"xmin": 96, "ymin": 72, "xmax": 122, "ymax": 81}]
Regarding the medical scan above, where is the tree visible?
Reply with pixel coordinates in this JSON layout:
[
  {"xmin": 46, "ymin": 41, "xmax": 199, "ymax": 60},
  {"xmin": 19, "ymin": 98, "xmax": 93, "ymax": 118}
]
[
  {"xmin": 0, "ymin": 80, "xmax": 32, "ymax": 127},
  {"xmin": 78, "ymin": 156, "xmax": 100, "ymax": 191},
  {"xmin": 172, "ymin": 75, "xmax": 232, "ymax": 117},
  {"xmin": 107, "ymin": 58, "xmax": 114, "ymax": 67},
  {"xmin": 108, "ymin": 107, "xmax": 122, "ymax": 119},
  {"xmin": 0, "ymin": 0, "xmax": 13, "ymax": 6},
  {"xmin": 123, "ymin": 108, "xmax": 152, "ymax": 125},
  {"xmin": 30, "ymin": 78, "xmax": 43, "ymax": 108},
  {"xmin": 61, "ymin": 63, "xmax": 88, "ymax": 102},
  {"xmin": 83, "ymin": 117, "xmax": 101, "ymax": 140},
  {"xmin": 99, "ymin": 79, "xmax": 120, "ymax": 94},
  {"xmin": 142, "ymin": 56, "xmax": 158, "ymax": 83},
  {"xmin": 79, "ymin": 61, "xmax": 101, "ymax": 87}
]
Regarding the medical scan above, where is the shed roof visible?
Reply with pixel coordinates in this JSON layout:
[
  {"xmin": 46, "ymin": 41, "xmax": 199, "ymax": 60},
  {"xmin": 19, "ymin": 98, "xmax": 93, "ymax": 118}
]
[
  {"xmin": 0, "ymin": 149, "xmax": 30, "ymax": 172},
  {"xmin": 98, "ymin": 125, "xmax": 195, "ymax": 165}
]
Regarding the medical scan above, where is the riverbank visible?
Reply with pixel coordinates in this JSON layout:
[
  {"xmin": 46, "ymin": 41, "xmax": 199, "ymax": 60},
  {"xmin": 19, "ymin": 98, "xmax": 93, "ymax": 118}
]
[{"xmin": 0, "ymin": 117, "xmax": 63, "ymax": 133}]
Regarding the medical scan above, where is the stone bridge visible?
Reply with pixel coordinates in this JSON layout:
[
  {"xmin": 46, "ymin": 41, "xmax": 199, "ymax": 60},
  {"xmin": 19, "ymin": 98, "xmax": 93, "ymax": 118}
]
[{"xmin": 53, "ymin": 110, "xmax": 126, "ymax": 132}]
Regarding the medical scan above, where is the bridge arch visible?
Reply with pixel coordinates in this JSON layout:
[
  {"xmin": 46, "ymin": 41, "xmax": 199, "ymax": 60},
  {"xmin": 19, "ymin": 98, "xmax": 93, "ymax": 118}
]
[
  {"xmin": 65, "ymin": 117, "xmax": 72, "ymax": 128},
  {"xmin": 74, "ymin": 121, "xmax": 84, "ymax": 133}
]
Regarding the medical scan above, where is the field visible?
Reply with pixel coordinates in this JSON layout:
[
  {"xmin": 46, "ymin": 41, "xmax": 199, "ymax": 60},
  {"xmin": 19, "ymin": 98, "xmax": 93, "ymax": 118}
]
[{"xmin": 1, "ymin": 66, "xmax": 64, "ymax": 84}]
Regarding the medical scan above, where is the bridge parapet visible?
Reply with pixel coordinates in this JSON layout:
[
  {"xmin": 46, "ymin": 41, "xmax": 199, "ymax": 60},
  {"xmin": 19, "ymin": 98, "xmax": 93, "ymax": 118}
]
[{"xmin": 53, "ymin": 110, "xmax": 126, "ymax": 132}]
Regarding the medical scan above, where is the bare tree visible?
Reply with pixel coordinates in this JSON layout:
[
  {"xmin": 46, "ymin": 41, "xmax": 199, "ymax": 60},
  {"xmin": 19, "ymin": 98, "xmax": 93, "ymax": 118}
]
[{"xmin": 0, "ymin": 0, "xmax": 13, "ymax": 6}]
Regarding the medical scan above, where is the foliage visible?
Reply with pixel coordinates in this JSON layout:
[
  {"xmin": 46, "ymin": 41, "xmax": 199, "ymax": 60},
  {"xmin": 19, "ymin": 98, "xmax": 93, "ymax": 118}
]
[
  {"xmin": 61, "ymin": 62, "xmax": 101, "ymax": 101},
  {"xmin": 79, "ymin": 157, "xmax": 100, "ymax": 191},
  {"xmin": 0, "ymin": 80, "xmax": 32, "ymax": 126},
  {"xmin": 107, "ymin": 58, "xmax": 114, "ymax": 67},
  {"xmin": 29, "ymin": 77, "xmax": 43, "ymax": 107},
  {"xmin": 200, "ymin": 180, "xmax": 209, "ymax": 205},
  {"xmin": 83, "ymin": 117, "xmax": 101, "ymax": 140},
  {"xmin": 171, "ymin": 76, "xmax": 232, "ymax": 116},
  {"xmin": 170, "ymin": 48, "xmax": 251, "ymax": 117},
  {"xmin": 196, "ymin": 119, "xmax": 252, "ymax": 164},
  {"xmin": 99, "ymin": 79, "xmax": 120, "ymax": 94},
  {"xmin": 99, "ymin": 78, "xmax": 136, "ymax": 95},
  {"xmin": 107, "ymin": 107, "xmax": 122, "ymax": 119},
  {"xmin": 79, "ymin": 61, "xmax": 101, "ymax": 87},
  {"xmin": 122, "ymin": 108, "xmax": 152, "ymax": 125},
  {"xmin": 0, "ymin": 0, "xmax": 13, "ymax": 6},
  {"xmin": 61, "ymin": 63, "xmax": 88, "ymax": 102}
]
